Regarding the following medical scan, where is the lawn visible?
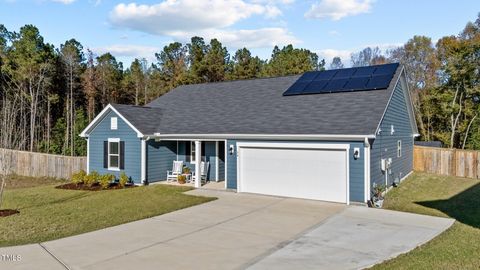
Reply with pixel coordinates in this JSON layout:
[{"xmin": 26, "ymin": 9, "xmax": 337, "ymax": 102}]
[
  {"xmin": 0, "ymin": 176, "xmax": 215, "ymax": 247},
  {"xmin": 371, "ymin": 172, "xmax": 480, "ymax": 270}
]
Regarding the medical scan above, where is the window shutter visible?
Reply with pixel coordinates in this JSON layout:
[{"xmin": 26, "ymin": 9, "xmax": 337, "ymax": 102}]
[
  {"xmin": 103, "ymin": 141, "xmax": 108, "ymax": 168},
  {"xmin": 185, "ymin": 141, "xmax": 191, "ymax": 162},
  {"xmin": 201, "ymin": 142, "xmax": 205, "ymax": 161},
  {"xmin": 120, "ymin": 141, "xmax": 125, "ymax": 169}
]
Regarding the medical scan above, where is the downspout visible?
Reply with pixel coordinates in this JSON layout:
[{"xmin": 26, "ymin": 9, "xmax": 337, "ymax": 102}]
[{"xmin": 364, "ymin": 137, "xmax": 370, "ymax": 203}]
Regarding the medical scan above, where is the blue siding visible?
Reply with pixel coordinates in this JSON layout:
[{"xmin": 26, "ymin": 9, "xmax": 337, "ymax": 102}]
[
  {"xmin": 225, "ymin": 139, "xmax": 365, "ymax": 202},
  {"xmin": 349, "ymin": 142, "xmax": 365, "ymax": 202},
  {"xmin": 146, "ymin": 140, "xmax": 176, "ymax": 182},
  {"xmin": 204, "ymin": 142, "xmax": 216, "ymax": 180},
  {"xmin": 370, "ymin": 76, "xmax": 414, "ymax": 192},
  {"xmin": 88, "ymin": 110, "xmax": 141, "ymax": 183},
  {"xmin": 226, "ymin": 140, "xmax": 237, "ymax": 189}
]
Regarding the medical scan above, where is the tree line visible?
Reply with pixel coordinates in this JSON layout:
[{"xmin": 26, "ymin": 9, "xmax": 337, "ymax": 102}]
[{"xmin": 0, "ymin": 13, "xmax": 479, "ymax": 156}]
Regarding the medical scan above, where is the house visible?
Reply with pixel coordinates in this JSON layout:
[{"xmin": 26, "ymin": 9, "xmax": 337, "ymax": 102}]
[{"xmin": 79, "ymin": 63, "xmax": 418, "ymax": 204}]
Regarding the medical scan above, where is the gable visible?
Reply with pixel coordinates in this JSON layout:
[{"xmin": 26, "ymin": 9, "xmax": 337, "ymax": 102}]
[
  {"xmin": 80, "ymin": 104, "xmax": 144, "ymax": 138},
  {"xmin": 88, "ymin": 110, "xmax": 138, "ymax": 138},
  {"xmin": 375, "ymin": 69, "xmax": 418, "ymax": 136}
]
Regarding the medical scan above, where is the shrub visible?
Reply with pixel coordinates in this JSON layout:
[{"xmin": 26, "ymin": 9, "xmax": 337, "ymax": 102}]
[
  {"xmin": 119, "ymin": 172, "xmax": 129, "ymax": 188},
  {"xmin": 99, "ymin": 174, "xmax": 115, "ymax": 189},
  {"xmin": 84, "ymin": 171, "xmax": 100, "ymax": 187},
  {"xmin": 71, "ymin": 170, "xmax": 86, "ymax": 185},
  {"xmin": 178, "ymin": 174, "xmax": 187, "ymax": 184}
]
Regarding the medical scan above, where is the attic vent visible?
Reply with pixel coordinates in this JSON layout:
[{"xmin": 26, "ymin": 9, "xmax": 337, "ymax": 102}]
[{"xmin": 111, "ymin": 117, "xmax": 118, "ymax": 130}]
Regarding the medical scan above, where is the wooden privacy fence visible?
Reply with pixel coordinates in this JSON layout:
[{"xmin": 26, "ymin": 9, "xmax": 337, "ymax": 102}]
[
  {"xmin": 0, "ymin": 148, "xmax": 86, "ymax": 179},
  {"xmin": 414, "ymin": 146, "xmax": 480, "ymax": 179}
]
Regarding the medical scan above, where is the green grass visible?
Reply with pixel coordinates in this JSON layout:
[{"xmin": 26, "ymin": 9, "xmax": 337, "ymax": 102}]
[
  {"xmin": 0, "ymin": 177, "xmax": 215, "ymax": 247},
  {"xmin": 370, "ymin": 172, "xmax": 480, "ymax": 270}
]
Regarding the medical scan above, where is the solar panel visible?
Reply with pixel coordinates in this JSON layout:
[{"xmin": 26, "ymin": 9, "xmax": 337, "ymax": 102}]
[
  {"xmin": 366, "ymin": 75, "xmax": 392, "ymax": 89},
  {"xmin": 343, "ymin": 77, "xmax": 370, "ymax": 90},
  {"xmin": 373, "ymin": 63, "xmax": 399, "ymax": 75},
  {"xmin": 283, "ymin": 81, "xmax": 309, "ymax": 96},
  {"xmin": 352, "ymin": 66, "xmax": 376, "ymax": 77},
  {"xmin": 323, "ymin": 78, "xmax": 349, "ymax": 92},
  {"xmin": 298, "ymin": 71, "xmax": 318, "ymax": 81},
  {"xmin": 314, "ymin": 70, "xmax": 337, "ymax": 80},
  {"xmin": 333, "ymin": 68, "xmax": 356, "ymax": 79},
  {"xmin": 302, "ymin": 80, "xmax": 329, "ymax": 93},
  {"xmin": 282, "ymin": 63, "xmax": 399, "ymax": 96}
]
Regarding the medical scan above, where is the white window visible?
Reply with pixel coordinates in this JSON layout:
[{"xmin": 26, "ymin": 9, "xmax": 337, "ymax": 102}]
[
  {"xmin": 108, "ymin": 138, "xmax": 120, "ymax": 170},
  {"xmin": 111, "ymin": 117, "xmax": 118, "ymax": 130},
  {"xmin": 190, "ymin": 141, "xmax": 196, "ymax": 164},
  {"xmin": 397, "ymin": 140, "xmax": 402, "ymax": 157}
]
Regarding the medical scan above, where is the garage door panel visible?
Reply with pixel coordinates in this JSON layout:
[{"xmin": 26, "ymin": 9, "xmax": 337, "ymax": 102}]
[{"xmin": 239, "ymin": 146, "xmax": 347, "ymax": 203}]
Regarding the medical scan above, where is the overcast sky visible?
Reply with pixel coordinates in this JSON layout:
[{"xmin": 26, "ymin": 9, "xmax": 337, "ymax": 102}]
[{"xmin": 1, "ymin": 0, "xmax": 479, "ymax": 67}]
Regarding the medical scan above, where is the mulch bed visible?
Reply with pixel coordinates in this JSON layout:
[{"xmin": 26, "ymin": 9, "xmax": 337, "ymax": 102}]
[
  {"xmin": 55, "ymin": 182, "xmax": 136, "ymax": 191},
  {"xmin": 0, "ymin": 209, "xmax": 20, "ymax": 217}
]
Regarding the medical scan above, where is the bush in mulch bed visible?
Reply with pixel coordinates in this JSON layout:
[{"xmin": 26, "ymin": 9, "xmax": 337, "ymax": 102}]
[
  {"xmin": 56, "ymin": 170, "xmax": 135, "ymax": 191},
  {"xmin": 0, "ymin": 209, "xmax": 19, "ymax": 217},
  {"xmin": 56, "ymin": 182, "xmax": 135, "ymax": 191}
]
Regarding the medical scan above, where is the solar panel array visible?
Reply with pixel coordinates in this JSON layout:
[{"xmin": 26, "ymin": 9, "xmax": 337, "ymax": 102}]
[{"xmin": 283, "ymin": 63, "xmax": 399, "ymax": 96}]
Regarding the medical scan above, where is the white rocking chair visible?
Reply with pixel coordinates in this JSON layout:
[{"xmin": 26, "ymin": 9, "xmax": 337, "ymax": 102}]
[
  {"xmin": 193, "ymin": 161, "xmax": 209, "ymax": 183},
  {"xmin": 166, "ymin": 160, "xmax": 184, "ymax": 181}
]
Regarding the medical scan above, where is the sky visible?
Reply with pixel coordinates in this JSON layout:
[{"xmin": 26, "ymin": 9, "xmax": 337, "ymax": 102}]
[{"xmin": 1, "ymin": 0, "xmax": 479, "ymax": 68}]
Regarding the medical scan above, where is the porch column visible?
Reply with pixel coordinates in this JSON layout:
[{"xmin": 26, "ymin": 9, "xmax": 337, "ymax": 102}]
[
  {"xmin": 141, "ymin": 138, "xmax": 146, "ymax": 184},
  {"xmin": 195, "ymin": 140, "xmax": 201, "ymax": 188}
]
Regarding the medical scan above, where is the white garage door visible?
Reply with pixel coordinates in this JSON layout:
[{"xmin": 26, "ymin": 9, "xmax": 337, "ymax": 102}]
[{"xmin": 238, "ymin": 144, "xmax": 348, "ymax": 203}]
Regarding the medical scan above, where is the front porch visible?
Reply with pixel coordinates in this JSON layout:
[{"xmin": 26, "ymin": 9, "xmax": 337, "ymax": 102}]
[
  {"xmin": 155, "ymin": 179, "xmax": 226, "ymax": 190},
  {"xmin": 144, "ymin": 139, "xmax": 227, "ymax": 189}
]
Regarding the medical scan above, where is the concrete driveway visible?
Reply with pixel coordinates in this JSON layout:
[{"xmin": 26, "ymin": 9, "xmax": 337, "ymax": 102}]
[
  {"xmin": 0, "ymin": 189, "xmax": 453, "ymax": 270},
  {"xmin": 0, "ymin": 189, "xmax": 344, "ymax": 270},
  {"xmin": 248, "ymin": 206, "xmax": 454, "ymax": 270}
]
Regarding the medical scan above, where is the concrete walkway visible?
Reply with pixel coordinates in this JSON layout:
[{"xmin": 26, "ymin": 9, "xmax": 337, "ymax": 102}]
[
  {"xmin": 248, "ymin": 206, "xmax": 454, "ymax": 270},
  {"xmin": 0, "ymin": 190, "xmax": 453, "ymax": 270}
]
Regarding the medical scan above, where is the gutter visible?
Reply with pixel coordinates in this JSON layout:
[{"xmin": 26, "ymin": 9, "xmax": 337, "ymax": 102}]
[{"xmin": 148, "ymin": 133, "xmax": 376, "ymax": 141}]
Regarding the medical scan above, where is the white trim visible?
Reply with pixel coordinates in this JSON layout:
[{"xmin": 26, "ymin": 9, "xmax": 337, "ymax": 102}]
[
  {"xmin": 364, "ymin": 138, "xmax": 371, "ymax": 203},
  {"xmin": 346, "ymin": 148, "xmax": 350, "ymax": 205},
  {"xmin": 399, "ymin": 171, "xmax": 413, "ymax": 182},
  {"xmin": 80, "ymin": 104, "xmax": 144, "ymax": 138},
  {"xmin": 194, "ymin": 140, "xmax": 201, "ymax": 188},
  {"xmin": 86, "ymin": 138, "xmax": 90, "ymax": 173},
  {"xmin": 107, "ymin": 138, "xmax": 120, "ymax": 171},
  {"xmin": 236, "ymin": 142, "xmax": 351, "ymax": 150},
  {"xmin": 151, "ymin": 133, "xmax": 374, "ymax": 141},
  {"xmin": 215, "ymin": 141, "xmax": 219, "ymax": 182},
  {"xmin": 401, "ymin": 71, "xmax": 420, "ymax": 135},
  {"xmin": 224, "ymin": 140, "xmax": 228, "ymax": 189},
  {"xmin": 141, "ymin": 139, "xmax": 146, "ymax": 184},
  {"xmin": 236, "ymin": 141, "xmax": 350, "ymax": 204}
]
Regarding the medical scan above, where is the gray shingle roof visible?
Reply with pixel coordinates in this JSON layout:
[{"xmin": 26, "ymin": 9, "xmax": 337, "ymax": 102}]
[
  {"xmin": 110, "ymin": 104, "xmax": 164, "ymax": 135},
  {"xmin": 113, "ymin": 64, "xmax": 403, "ymax": 136}
]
